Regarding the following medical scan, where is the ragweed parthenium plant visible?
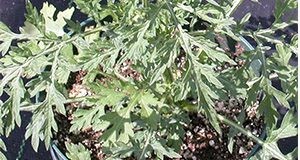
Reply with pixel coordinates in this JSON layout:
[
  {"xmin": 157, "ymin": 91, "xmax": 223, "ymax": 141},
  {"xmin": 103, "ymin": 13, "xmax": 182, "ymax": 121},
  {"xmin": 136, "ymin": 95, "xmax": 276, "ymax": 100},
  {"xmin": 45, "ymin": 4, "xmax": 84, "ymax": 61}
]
[{"xmin": 0, "ymin": 0, "xmax": 297, "ymax": 159}]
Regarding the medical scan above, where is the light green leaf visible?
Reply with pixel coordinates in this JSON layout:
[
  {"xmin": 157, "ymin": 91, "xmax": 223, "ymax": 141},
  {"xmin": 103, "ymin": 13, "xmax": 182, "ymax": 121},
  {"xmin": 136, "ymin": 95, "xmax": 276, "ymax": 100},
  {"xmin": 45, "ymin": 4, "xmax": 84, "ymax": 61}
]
[
  {"xmin": 151, "ymin": 141, "xmax": 181, "ymax": 159},
  {"xmin": 0, "ymin": 22, "xmax": 15, "ymax": 55},
  {"xmin": 70, "ymin": 107, "xmax": 105, "ymax": 132},
  {"xmin": 140, "ymin": 92, "xmax": 161, "ymax": 129},
  {"xmin": 200, "ymin": 64, "xmax": 224, "ymax": 89},
  {"xmin": 267, "ymin": 109, "xmax": 297, "ymax": 142},
  {"xmin": 100, "ymin": 111, "xmax": 135, "ymax": 145},
  {"xmin": 25, "ymin": 102, "xmax": 58, "ymax": 152},
  {"xmin": 150, "ymin": 64, "xmax": 166, "ymax": 85},
  {"xmin": 66, "ymin": 142, "xmax": 91, "ymax": 160},
  {"xmin": 40, "ymin": 2, "xmax": 74, "ymax": 36},
  {"xmin": 19, "ymin": 21, "xmax": 41, "ymax": 37},
  {"xmin": 100, "ymin": 93, "xmax": 141, "ymax": 145},
  {"xmin": 0, "ymin": 40, "xmax": 12, "ymax": 56},
  {"xmin": 274, "ymin": 43, "xmax": 292, "ymax": 66},
  {"xmin": 49, "ymin": 85, "xmax": 66, "ymax": 115},
  {"xmin": 26, "ymin": 77, "xmax": 47, "ymax": 97},
  {"xmin": 86, "ymin": 81, "xmax": 126, "ymax": 106},
  {"xmin": 260, "ymin": 77, "xmax": 289, "ymax": 108},
  {"xmin": 0, "ymin": 139, "xmax": 6, "ymax": 151},
  {"xmin": 258, "ymin": 95, "xmax": 279, "ymax": 129},
  {"xmin": 204, "ymin": 47, "xmax": 237, "ymax": 64},
  {"xmin": 11, "ymin": 77, "xmax": 25, "ymax": 127},
  {"xmin": 240, "ymin": 13, "xmax": 251, "ymax": 25},
  {"xmin": 206, "ymin": 0, "xmax": 220, "ymax": 6},
  {"xmin": 252, "ymin": 110, "xmax": 297, "ymax": 160},
  {"xmin": 0, "ymin": 152, "xmax": 6, "ymax": 160}
]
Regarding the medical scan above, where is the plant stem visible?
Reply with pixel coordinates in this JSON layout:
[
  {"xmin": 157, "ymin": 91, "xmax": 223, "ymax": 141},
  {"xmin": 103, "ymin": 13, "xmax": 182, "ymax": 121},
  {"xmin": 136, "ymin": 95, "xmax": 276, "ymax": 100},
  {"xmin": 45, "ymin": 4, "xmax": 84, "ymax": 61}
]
[
  {"xmin": 166, "ymin": 0, "xmax": 179, "ymax": 27},
  {"xmin": 82, "ymin": 26, "xmax": 107, "ymax": 37},
  {"xmin": 216, "ymin": 113, "xmax": 264, "ymax": 145},
  {"xmin": 142, "ymin": 0, "xmax": 149, "ymax": 8},
  {"xmin": 138, "ymin": 129, "xmax": 153, "ymax": 160}
]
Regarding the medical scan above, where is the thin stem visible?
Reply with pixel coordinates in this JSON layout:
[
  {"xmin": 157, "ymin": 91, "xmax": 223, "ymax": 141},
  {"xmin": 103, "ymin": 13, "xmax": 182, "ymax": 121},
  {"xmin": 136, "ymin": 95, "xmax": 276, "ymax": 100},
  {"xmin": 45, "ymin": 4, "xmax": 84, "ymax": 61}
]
[
  {"xmin": 142, "ymin": 0, "xmax": 149, "ymax": 8},
  {"xmin": 215, "ymin": 114, "xmax": 292, "ymax": 159},
  {"xmin": 216, "ymin": 114, "xmax": 264, "ymax": 145},
  {"xmin": 138, "ymin": 129, "xmax": 153, "ymax": 160},
  {"xmin": 166, "ymin": 1, "xmax": 179, "ymax": 27},
  {"xmin": 82, "ymin": 26, "xmax": 107, "ymax": 37}
]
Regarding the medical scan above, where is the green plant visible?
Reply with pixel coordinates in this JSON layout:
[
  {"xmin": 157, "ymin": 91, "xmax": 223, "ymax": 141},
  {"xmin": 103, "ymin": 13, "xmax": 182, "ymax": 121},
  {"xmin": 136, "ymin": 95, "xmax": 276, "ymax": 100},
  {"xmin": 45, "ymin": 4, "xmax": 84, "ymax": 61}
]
[{"xmin": 0, "ymin": 0, "xmax": 297, "ymax": 159}]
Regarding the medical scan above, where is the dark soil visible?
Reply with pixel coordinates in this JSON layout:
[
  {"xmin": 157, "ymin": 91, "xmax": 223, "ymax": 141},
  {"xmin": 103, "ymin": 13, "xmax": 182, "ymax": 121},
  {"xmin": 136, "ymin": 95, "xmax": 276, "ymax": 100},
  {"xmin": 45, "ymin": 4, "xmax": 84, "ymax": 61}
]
[
  {"xmin": 178, "ymin": 99, "xmax": 263, "ymax": 160},
  {"xmin": 54, "ymin": 98, "xmax": 263, "ymax": 160}
]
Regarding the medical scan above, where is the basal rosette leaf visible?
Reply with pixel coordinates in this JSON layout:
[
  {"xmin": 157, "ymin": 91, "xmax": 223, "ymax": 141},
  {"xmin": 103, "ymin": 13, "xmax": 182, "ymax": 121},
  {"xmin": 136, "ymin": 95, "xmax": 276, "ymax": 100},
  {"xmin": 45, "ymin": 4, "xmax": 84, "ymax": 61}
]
[{"xmin": 70, "ymin": 79, "xmax": 129, "ymax": 132}]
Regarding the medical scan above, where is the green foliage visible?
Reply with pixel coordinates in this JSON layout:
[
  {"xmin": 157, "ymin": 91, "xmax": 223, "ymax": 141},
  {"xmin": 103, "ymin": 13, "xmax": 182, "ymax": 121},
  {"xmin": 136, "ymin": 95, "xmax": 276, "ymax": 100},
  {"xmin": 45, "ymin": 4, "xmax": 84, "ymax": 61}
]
[
  {"xmin": 0, "ymin": 0, "xmax": 297, "ymax": 159},
  {"xmin": 0, "ymin": 138, "xmax": 6, "ymax": 160},
  {"xmin": 66, "ymin": 142, "xmax": 91, "ymax": 160},
  {"xmin": 250, "ymin": 109, "xmax": 298, "ymax": 160}
]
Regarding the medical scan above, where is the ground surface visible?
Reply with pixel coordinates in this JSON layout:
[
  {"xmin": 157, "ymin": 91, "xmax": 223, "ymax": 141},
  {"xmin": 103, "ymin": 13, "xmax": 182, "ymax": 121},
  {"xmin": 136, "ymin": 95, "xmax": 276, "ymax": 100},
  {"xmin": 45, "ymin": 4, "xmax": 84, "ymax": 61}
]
[{"xmin": 0, "ymin": 0, "xmax": 297, "ymax": 159}]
